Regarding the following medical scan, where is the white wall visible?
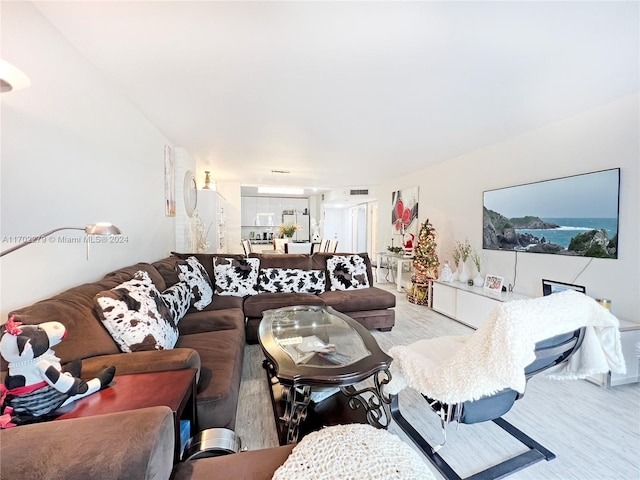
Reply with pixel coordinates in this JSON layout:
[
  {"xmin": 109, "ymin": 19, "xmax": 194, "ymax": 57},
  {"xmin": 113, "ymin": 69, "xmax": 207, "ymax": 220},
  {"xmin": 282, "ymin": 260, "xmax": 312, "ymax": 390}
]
[
  {"xmin": 0, "ymin": 2, "xmax": 175, "ymax": 318},
  {"xmin": 214, "ymin": 181, "xmax": 242, "ymax": 254},
  {"xmin": 379, "ymin": 95, "xmax": 639, "ymax": 322}
]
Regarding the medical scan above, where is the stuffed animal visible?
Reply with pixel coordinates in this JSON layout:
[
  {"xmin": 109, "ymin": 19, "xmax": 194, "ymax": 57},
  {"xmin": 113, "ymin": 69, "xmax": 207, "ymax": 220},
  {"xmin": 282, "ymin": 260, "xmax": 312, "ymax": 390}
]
[{"xmin": 0, "ymin": 316, "xmax": 115, "ymax": 427}]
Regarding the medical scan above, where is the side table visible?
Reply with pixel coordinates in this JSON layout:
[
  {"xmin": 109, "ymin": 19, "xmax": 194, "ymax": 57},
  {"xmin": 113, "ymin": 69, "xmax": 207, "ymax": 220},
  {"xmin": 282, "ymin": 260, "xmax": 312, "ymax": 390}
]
[{"xmin": 55, "ymin": 368, "xmax": 197, "ymax": 462}]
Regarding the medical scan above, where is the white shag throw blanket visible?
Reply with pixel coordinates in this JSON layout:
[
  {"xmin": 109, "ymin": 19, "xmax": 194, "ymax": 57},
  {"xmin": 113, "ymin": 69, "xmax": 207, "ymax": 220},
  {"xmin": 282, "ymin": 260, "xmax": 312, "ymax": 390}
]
[
  {"xmin": 387, "ymin": 290, "xmax": 626, "ymax": 404},
  {"xmin": 271, "ymin": 423, "xmax": 435, "ymax": 480}
]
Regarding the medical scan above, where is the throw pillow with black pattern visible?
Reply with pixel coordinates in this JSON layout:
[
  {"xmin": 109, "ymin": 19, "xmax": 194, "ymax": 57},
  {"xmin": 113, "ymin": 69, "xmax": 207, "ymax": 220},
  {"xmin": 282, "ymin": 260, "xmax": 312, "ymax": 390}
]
[
  {"xmin": 213, "ymin": 257, "xmax": 260, "ymax": 297},
  {"xmin": 258, "ymin": 268, "xmax": 326, "ymax": 294},
  {"xmin": 326, "ymin": 255, "xmax": 370, "ymax": 291},
  {"xmin": 177, "ymin": 256, "xmax": 213, "ymax": 310}
]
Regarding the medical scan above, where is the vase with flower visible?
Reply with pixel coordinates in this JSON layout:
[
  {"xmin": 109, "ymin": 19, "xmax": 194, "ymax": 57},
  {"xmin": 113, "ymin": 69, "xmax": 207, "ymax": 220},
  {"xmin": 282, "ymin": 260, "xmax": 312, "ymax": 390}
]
[
  {"xmin": 277, "ymin": 221, "xmax": 300, "ymax": 239},
  {"xmin": 455, "ymin": 239, "xmax": 471, "ymax": 283},
  {"xmin": 470, "ymin": 248, "xmax": 484, "ymax": 286}
]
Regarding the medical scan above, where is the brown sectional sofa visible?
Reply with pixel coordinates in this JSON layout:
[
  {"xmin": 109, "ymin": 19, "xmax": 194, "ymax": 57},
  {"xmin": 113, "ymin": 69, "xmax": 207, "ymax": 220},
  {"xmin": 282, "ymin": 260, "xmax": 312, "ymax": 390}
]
[
  {"xmin": 243, "ymin": 252, "xmax": 396, "ymax": 342},
  {"xmin": 0, "ymin": 251, "xmax": 395, "ymax": 479}
]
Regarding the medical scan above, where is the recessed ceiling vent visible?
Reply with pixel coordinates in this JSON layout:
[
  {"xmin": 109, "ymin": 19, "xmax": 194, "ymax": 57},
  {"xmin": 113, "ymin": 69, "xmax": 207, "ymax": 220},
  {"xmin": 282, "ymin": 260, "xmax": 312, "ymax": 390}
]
[
  {"xmin": 271, "ymin": 170, "xmax": 290, "ymax": 174},
  {"xmin": 350, "ymin": 189, "xmax": 369, "ymax": 196}
]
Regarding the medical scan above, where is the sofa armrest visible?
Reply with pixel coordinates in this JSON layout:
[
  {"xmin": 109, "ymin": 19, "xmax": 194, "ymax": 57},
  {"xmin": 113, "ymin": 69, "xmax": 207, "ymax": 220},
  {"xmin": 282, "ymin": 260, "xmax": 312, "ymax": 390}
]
[
  {"xmin": 1, "ymin": 406, "xmax": 175, "ymax": 480},
  {"xmin": 80, "ymin": 348, "xmax": 201, "ymax": 381},
  {"xmin": 171, "ymin": 445, "xmax": 296, "ymax": 480}
]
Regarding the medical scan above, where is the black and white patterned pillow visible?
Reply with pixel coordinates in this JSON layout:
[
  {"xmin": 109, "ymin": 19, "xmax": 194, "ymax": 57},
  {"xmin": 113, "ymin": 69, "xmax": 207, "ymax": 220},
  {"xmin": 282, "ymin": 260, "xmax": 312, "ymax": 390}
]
[
  {"xmin": 95, "ymin": 270, "xmax": 178, "ymax": 352},
  {"xmin": 326, "ymin": 255, "xmax": 370, "ymax": 291},
  {"xmin": 213, "ymin": 257, "xmax": 260, "ymax": 297},
  {"xmin": 161, "ymin": 282, "xmax": 193, "ymax": 324},
  {"xmin": 177, "ymin": 256, "xmax": 213, "ymax": 310},
  {"xmin": 258, "ymin": 268, "xmax": 326, "ymax": 294}
]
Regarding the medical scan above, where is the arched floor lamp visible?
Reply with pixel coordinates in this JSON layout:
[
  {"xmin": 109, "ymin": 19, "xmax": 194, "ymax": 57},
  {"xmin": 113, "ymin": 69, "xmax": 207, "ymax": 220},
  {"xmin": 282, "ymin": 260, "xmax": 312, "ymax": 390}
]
[{"xmin": 0, "ymin": 223, "xmax": 122, "ymax": 259}]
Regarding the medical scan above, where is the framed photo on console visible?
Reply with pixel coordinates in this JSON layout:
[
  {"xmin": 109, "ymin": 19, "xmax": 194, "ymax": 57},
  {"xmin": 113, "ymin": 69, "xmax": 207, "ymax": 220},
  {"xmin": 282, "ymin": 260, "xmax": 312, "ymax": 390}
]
[
  {"xmin": 484, "ymin": 274, "xmax": 504, "ymax": 292},
  {"xmin": 541, "ymin": 279, "xmax": 586, "ymax": 296}
]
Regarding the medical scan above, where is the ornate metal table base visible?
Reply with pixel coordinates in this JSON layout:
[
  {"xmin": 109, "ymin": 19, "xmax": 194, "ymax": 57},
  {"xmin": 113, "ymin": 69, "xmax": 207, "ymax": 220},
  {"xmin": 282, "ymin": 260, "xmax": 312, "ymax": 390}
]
[
  {"xmin": 265, "ymin": 358, "xmax": 392, "ymax": 444},
  {"xmin": 280, "ymin": 384, "xmax": 312, "ymax": 444},
  {"xmin": 340, "ymin": 368, "xmax": 392, "ymax": 430}
]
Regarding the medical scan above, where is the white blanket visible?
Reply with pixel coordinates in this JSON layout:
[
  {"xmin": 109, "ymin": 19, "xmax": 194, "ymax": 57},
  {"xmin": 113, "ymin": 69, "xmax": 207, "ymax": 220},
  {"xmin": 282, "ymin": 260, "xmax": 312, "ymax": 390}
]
[{"xmin": 387, "ymin": 290, "xmax": 626, "ymax": 404}]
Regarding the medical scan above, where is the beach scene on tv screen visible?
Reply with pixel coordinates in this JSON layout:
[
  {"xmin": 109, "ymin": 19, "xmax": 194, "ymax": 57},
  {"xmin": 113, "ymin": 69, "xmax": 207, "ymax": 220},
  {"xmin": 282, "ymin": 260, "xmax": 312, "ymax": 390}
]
[{"xmin": 483, "ymin": 169, "xmax": 619, "ymax": 259}]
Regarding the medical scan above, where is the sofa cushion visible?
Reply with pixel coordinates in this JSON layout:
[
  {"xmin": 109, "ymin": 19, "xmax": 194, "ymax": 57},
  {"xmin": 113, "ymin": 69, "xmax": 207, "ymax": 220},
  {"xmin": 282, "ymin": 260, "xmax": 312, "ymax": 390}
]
[
  {"xmin": 213, "ymin": 257, "xmax": 260, "ymax": 297},
  {"xmin": 320, "ymin": 286, "xmax": 396, "ymax": 313},
  {"xmin": 95, "ymin": 271, "xmax": 179, "ymax": 352},
  {"xmin": 152, "ymin": 256, "xmax": 185, "ymax": 288},
  {"xmin": 176, "ymin": 329, "xmax": 245, "ymax": 430},
  {"xmin": 243, "ymin": 293, "xmax": 326, "ymax": 319},
  {"xmin": 178, "ymin": 308, "xmax": 245, "ymax": 336},
  {"xmin": 161, "ymin": 282, "xmax": 193, "ymax": 324},
  {"xmin": 177, "ymin": 256, "xmax": 213, "ymax": 310},
  {"xmin": 0, "ymin": 406, "xmax": 175, "ymax": 480},
  {"xmin": 258, "ymin": 268, "xmax": 326, "ymax": 294},
  {"xmin": 204, "ymin": 295, "xmax": 245, "ymax": 311},
  {"xmin": 250, "ymin": 253, "xmax": 313, "ymax": 270},
  {"xmin": 326, "ymin": 255, "xmax": 370, "ymax": 291},
  {"xmin": 103, "ymin": 262, "xmax": 167, "ymax": 292}
]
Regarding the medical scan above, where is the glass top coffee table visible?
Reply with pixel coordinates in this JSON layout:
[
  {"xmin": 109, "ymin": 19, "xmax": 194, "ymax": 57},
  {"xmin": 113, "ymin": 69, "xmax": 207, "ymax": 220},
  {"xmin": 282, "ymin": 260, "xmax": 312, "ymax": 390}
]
[{"xmin": 259, "ymin": 305, "xmax": 392, "ymax": 444}]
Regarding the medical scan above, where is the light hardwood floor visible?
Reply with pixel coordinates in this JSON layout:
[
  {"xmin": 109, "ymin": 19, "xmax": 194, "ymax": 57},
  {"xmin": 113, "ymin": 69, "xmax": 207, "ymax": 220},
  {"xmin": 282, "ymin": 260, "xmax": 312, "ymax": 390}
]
[{"xmin": 235, "ymin": 283, "xmax": 640, "ymax": 480}]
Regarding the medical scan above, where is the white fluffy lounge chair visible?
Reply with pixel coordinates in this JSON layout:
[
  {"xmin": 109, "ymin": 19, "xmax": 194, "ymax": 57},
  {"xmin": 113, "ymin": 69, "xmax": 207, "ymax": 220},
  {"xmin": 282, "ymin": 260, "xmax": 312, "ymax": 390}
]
[{"xmin": 387, "ymin": 290, "xmax": 626, "ymax": 480}]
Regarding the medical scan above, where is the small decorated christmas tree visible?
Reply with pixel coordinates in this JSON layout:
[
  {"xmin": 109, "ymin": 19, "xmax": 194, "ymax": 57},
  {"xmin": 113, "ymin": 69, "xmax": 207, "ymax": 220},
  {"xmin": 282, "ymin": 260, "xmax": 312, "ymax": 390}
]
[{"xmin": 408, "ymin": 219, "xmax": 439, "ymax": 305}]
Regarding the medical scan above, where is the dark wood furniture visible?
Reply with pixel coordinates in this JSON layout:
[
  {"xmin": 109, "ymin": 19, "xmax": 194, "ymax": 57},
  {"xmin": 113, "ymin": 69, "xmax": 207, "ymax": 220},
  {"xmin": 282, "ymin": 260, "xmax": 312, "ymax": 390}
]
[
  {"xmin": 55, "ymin": 368, "xmax": 197, "ymax": 461},
  {"xmin": 259, "ymin": 305, "xmax": 393, "ymax": 445}
]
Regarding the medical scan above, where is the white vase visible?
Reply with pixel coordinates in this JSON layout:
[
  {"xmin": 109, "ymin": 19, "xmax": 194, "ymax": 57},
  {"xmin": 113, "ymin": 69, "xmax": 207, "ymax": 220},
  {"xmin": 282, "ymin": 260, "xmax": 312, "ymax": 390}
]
[
  {"xmin": 458, "ymin": 262, "xmax": 469, "ymax": 283},
  {"xmin": 473, "ymin": 272, "xmax": 484, "ymax": 287}
]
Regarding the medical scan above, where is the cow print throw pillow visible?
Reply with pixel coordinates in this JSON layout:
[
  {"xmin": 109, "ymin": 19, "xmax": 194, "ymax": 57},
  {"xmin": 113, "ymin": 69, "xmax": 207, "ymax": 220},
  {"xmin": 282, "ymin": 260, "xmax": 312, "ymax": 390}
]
[
  {"xmin": 258, "ymin": 268, "xmax": 326, "ymax": 294},
  {"xmin": 161, "ymin": 282, "xmax": 193, "ymax": 324},
  {"xmin": 94, "ymin": 270, "xmax": 178, "ymax": 352},
  {"xmin": 326, "ymin": 255, "xmax": 370, "ymax": 291},
  {"xmin": 177, "ymin": 256, "xmax": 213, "ymax": 310},
  {"xmin": 213, "ymin": 257, "xmax": 260, "ymax": 297}
]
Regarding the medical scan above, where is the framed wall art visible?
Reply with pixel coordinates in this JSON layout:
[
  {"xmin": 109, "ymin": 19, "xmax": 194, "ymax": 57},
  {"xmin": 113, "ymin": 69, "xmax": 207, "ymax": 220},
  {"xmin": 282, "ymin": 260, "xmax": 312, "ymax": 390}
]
[{"xmin": 164, "ymin": 145, "xmax": 176, "ymax": 217}]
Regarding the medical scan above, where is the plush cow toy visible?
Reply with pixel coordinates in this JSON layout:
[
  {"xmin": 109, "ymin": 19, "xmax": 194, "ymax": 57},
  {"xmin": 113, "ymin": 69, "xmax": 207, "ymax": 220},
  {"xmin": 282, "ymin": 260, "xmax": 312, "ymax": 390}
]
[{"xmin": 0, "ymin": 316, "xmax": 115, "ymax": 427}]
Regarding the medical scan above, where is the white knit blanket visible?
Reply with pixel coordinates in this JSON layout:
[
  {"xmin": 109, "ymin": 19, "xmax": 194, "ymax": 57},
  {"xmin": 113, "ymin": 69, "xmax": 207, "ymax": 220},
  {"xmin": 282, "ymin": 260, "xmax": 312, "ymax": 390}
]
[
  {"xmin": 387, "ymin": 290, "xmax": 626, "ymax": 404},
  {"xmin": 271, "ymin": 424, "xmax": 435, "ymax": 480}
]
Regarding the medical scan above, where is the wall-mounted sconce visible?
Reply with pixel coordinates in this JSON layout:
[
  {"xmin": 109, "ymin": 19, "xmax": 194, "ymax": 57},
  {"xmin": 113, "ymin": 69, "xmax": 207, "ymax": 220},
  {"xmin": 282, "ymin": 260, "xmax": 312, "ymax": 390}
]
[{"xmin": 0, "ymin": 59, "xmax": 31, "ymax": 93}]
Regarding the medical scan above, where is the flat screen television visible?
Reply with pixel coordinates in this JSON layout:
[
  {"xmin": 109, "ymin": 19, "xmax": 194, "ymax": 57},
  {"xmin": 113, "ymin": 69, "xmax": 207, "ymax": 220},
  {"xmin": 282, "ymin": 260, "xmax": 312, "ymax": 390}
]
[{"xmin": 483, "ymin": 168, "xmax": 620, "ymax": 258}]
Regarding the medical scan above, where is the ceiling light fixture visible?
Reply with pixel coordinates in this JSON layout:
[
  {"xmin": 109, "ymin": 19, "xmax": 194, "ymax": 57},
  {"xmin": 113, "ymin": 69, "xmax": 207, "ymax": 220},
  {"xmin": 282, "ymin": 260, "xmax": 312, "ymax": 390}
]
[
  {"xmin": 0, "ymin": 59, "xmax": 31, "ymax": 93},
  {"xmin": 257, "ymin": 186, "xmax": 304, "ymax": 195}
]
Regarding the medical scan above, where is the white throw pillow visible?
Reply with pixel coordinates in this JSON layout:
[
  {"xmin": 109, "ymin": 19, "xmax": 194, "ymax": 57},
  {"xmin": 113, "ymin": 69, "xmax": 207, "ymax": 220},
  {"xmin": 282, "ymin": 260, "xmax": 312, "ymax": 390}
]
[
  {"xmin": 177, "ymin": 256, "xmax": 213, "ymax": 310},
  {"xmin": 95, "ymin": 270, "xmax": 178, "ymax": 352},
  {"xmin": 213, "ymin": 257, "xmax": 260, "ymax": 297},
  {"xmin": 258, "ymin": 268, "xmax": 326, "ymax": 294},
  {"xmin": 326, "ymin": 255, "xmax": 370, "ymax": 291}
]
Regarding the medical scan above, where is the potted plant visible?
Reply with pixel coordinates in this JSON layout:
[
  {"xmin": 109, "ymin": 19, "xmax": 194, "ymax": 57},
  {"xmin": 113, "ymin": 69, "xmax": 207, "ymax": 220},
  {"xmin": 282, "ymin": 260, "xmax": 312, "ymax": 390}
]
[{"xmin": 277, "ymin": 222, "xmax": 300, "ymax": 239}]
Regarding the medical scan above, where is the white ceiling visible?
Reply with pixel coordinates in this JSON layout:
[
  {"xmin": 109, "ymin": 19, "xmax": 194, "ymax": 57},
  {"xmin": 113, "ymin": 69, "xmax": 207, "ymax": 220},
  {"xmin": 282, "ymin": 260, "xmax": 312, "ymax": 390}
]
[{"xmin": 34, "ymin": 1, "xmax": 639, "ymax": 190}]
